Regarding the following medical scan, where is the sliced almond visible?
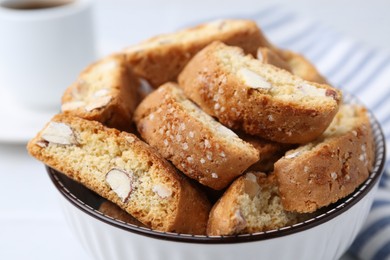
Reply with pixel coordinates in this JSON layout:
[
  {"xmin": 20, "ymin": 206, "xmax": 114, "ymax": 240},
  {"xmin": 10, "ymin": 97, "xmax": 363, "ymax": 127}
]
[
  {"xmin": 244, "ymin": 173, "xmax": 260, "ymax": 199},
  {"xmin": 36, "ymin": 140, "xmax": 48, "ymax": 148},
  {"xmin": 85, "ymin": 96, "xmax": 112, "ymax": 111},
  {"xmin": 41, "ymin": 122, "xmax": 77, "ymax": 145},
  {"xmin": 152, "ymin": 184, "xmax": 172, "ymax": 198},
  {"xmin": 238, "ymin": 68, "xmax": 272, "ymax": 90},
  {"xmin": 93, "ymin": 88, "xmax": 110, "ymax": 97},
  {"xmin": 285, "ymin": 150, "xmax": 301, "ymax": 159},
  {"xmin": 245, "ymin": 172, "xmax": 258, "ymax": 182},
  {"xmin": 233, "ymin": 209, "xmax": 247, "ymax": 233},
  {"xmin": 61, "ymin": 101, "xmax": 86, "ymax": 112},
  {"xmin": 105, "ymin": 169, "xmax": 134, "ymax": 203},
  {"xmin": 124, "ymin": 135, "xmax": 136, "ymax": 144},
  {"xmin": 297, "ymin": 83, "xmax": 326, "ymax": 97}
]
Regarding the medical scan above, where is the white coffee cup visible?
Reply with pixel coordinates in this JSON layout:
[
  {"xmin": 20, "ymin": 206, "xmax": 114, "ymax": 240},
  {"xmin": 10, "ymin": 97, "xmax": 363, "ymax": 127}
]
[{"xmin": 0, "ymin": 0, "xmax": 96, "ymax": 111}]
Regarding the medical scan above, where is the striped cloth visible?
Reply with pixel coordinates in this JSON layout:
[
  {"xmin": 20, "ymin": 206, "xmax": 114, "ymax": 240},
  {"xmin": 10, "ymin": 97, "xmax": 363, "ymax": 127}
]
[{"xmin": 214, "ymin": 5, "xmax": 390, "ymax": 260}]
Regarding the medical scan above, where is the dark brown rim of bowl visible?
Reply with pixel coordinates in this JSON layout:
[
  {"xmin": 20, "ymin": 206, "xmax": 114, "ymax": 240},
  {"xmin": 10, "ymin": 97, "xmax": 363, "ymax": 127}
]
[{"xmin": 47, "ymin": 99, "xmax": 386, "ymax": 244}]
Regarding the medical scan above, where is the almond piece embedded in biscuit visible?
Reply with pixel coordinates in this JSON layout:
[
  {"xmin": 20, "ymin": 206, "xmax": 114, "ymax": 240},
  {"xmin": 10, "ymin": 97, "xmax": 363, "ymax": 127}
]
[
  {"xmin": 62, "ymin": 88, "xmax": 112, "ymax": 112},
  {"xmin": 238, "ymin": 68, "xmax": 272, "ymax": 90},
  {"xmin": 85, "ymin": 96, "xmax": 112, "ymax": 111},
  {"xmin": 244, "ymin": 173, "xmax": 260, "ymax": 199},
  {"xmin": 105, "ymin": 169, "xmax": 134, "ymax": 202},
  {"xmin": 93, "ymin": 88, "xmax": 110, "ymax": 97},
  {"xmin": 124, "ymin": 135, "xmax": 135, "ymax": 144},
  {"xmin": 285, "ymin": 150, "xmax": 301, "ymax": 159},
  {"xmin": 233, "ymin": 209, "xmax": 247, "ymax": 233},
  {"xmin": 152, "ymin": 184, "xmax": 172, "ymax": 198},
  {"xmin": 297, "ymin": 83, "xmax": 326, "ymax": 97},
  {"xmin": 61, "ymin": 101, "xmax": 86, "ymax": 111},
  {"xmin": 41, "ymin": 122, "xmax": 77, "ymax": 145}
]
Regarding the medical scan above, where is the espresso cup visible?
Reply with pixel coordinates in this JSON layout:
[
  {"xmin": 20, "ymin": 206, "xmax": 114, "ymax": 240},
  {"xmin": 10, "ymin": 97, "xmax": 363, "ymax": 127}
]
[{"xmin": 0, "ymin": 0, "xmax": 96, "ymax": 111}]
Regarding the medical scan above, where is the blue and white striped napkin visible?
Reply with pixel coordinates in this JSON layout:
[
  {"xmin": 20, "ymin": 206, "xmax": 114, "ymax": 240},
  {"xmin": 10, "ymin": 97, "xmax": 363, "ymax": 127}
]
[{"xmin": 243, "ymin": 6, "xmax": 390, "ymax": 260}]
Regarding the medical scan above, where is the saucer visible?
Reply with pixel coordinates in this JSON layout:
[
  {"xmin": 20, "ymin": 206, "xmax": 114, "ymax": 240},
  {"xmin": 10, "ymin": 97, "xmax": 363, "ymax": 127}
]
[
  {"xmin": 0, "ymin": 47, "xmax": 116, "ymax": 144},
  {"xmin": 0, "ymin": 86, "xmax": 58, "ymax": 144}
]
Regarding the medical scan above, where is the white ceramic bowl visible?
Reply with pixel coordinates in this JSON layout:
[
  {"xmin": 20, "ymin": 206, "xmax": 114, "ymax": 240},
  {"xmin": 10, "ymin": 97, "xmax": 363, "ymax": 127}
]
[{"xmin": 46, "ymin": 101, "xmax": 386, "ymax": 260}]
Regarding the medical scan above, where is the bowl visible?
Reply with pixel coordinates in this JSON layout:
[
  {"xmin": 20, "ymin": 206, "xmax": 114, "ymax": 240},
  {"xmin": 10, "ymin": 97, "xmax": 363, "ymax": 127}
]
[{"xmin": 46, "ymin": 102, "xmax": 386, "ymax": 260}]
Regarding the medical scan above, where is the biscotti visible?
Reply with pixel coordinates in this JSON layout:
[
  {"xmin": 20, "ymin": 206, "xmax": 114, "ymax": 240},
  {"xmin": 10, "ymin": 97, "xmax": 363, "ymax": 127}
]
[
  {"xmin": 207, "ymin": 172, "xmax": 309, "ymax": 236},
  {"xmin": 274, "ymin": 104, "xmax": 375, "ymax": 213},
  {"xmin": 134, "ymin": 82, "xmax": 259, "ymax": 190},
  {"xmin": 124, "ymin": 19, "xmax": 272, "ymax": 87},
  {"xmin": 277, "ymin": 50, "xmax": 329, "ymax": 84},
  {"xmin": 61, "ymin": 54, "xmax": 140, "ymax": 131},
  {"xmin": 27, "ymin": 114, "xmax": 211, "ymax": 234},
  {"xmin": 27, "ymin": 17, "xmax": 379, "ymax": 237},
  {"xmin": 178, "ymin": 41, "xmax": 342, "ymax": 143}
]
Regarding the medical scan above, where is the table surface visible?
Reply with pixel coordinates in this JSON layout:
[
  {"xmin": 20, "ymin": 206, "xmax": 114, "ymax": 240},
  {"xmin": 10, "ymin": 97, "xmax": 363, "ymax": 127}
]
[{"xmin": 0, "ymin": 0, "xmax": 387, "ymax": 259}]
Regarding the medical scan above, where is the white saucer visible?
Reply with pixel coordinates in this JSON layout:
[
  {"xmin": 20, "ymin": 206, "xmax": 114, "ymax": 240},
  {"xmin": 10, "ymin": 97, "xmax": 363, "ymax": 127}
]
[
  {"xmin": 0, "ymin": 87, "xmax": 58, "ymax": 144},
  {"xmin": 0, "ymin": 47, "xmax": 117, "ymax": 145}
]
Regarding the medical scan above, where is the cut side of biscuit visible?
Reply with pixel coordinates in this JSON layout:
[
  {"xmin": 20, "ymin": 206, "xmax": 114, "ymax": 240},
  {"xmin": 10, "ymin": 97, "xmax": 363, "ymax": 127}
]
[
  {"xmin": 274, "ymin": 104, "xmax": 375, "ymax": 213},
  {"xmin": 207, "ymin": 172, "xmax": 310, "ymax": 236},
  {"xmin": 178, "ymin": 41, "xmax": 342, "ymax": 144},
  {"xmin": 27, "ymin": 114, "xmax": 211, "ymax": 234},
  {"xmin": 134, "ymin": 82, "xmax": 259, "ymax": 190},
  {"xmin": 124, "ymin": 19, "xmax": 272, "ymax": 87},
  {"xmin": 61, "ymin": 54, "xmax": 140, "ymax": 131}
]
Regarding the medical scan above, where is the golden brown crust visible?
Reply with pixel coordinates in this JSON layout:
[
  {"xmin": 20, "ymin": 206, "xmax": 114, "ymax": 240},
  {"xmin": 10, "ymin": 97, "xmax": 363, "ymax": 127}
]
[
  {"xmin": 124, "ymin": 19, "xmax": 272, "ymax": 87},
  {"xmin": 178, "ymin": 41, "xmax": 342, "ymax": 144},
  {"xmin": 27, "ymin": 114, "xmax": 210, "ymax": 234},
  {"xmin": 134, "ymin": 82, "xmax": 259, "ymax": 190},
  {"xmin": 61, "ymin": 54, "xmax": 140, "ymax": 132},
  {"xmin": 274, "ymin": 105, "xmax": 375, "ymax": 213}
]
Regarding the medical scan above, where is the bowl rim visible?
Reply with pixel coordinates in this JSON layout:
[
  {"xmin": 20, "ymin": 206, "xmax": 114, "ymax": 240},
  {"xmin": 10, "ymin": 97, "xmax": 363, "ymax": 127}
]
[{"xmin": 46, "ymin": 104, "xmax": 386, "ymax": 244}]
